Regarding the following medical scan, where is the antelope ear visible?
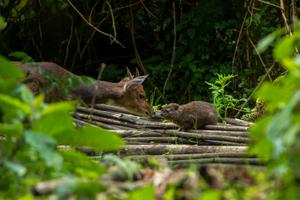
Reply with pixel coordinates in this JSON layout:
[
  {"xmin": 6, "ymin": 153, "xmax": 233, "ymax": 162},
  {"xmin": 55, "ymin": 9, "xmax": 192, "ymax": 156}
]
[{"xmin": 123, "ymin": 75, "xmax": 149, "ymax": 91}]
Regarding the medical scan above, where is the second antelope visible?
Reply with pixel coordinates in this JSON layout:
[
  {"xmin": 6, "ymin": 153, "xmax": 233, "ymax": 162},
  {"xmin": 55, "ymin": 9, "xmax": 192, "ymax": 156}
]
[{"xmin": 15, "ymin": 61, "xmax": 154, "ymax": 116}]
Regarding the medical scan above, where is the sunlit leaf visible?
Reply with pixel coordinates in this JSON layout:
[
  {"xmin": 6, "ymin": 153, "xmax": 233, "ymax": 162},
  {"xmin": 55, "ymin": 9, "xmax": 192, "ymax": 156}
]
[
  {"xmin": 198, "ymin": 190, "xmax": 221, "ymax": 200},
  {"xmin": 126, "ymin": 185, "xmax": 155, "ymax": 200},
  {"xmin": 273, "ymin": 35, "xmax": 296, "ymax": 62},
  {"xmin": 42, "ymin": 101, "xmax": 77, "ymax": 115},
  {"xmin": 55, "ymin": 125, "xmax": 124, "ymax": 151},
  {"xmin": 32, "ymin": 111, "xmax": 74, "ymax": 136}
]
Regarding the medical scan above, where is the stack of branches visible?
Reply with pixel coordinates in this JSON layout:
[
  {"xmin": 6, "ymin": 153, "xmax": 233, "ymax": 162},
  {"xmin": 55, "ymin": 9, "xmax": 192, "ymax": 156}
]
[{"xmin": 73, "ymin": 104, "xmax": 261, "ymax": 166}]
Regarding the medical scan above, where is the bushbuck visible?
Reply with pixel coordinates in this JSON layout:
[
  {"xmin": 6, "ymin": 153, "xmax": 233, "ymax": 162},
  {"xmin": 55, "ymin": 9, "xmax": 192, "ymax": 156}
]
[
  {"xmin": 14, "ymin": 61, "xmax": 154, "ymax": 116},
  {"xmin": 158, "ymin": 101, "xmax": 218, "ymax": 129}
]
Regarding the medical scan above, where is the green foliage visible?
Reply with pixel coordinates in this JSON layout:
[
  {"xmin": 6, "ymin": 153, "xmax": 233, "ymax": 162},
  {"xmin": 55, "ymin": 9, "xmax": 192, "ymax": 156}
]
[
  {"xmin": 126, "ymin": 185, "xmax": 155, "ymax": 200},
  {"xmin": 249, "ymin": 22, "xmax": 300, "ymax": 199},
  {"xmin": 0, "ymin": 57, "xmax": 125, "ymax": 198},
  {"xmin": 206, "ymin": 74, "xmax": 248, "ymax": 119}
]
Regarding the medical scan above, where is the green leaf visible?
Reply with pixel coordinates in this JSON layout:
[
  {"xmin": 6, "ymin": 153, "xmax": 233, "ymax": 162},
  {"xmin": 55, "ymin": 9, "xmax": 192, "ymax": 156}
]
[
  {"xmin": 62, "ymin": 150, "xmax": 106, "ymax": 177},
  {"xmin": 0, "ymin": 94, "xmax": 31, "ymax": 121},
  {"xmin": 257, "ymin": 29, "xmax": 283, "ymax": 53},
  {"xmin": 32, "ymin": 111, "xmax": 74, "ymax": 136},
  {"xmin": 187, "ymin": 28, "xmax": 196, "ymax": 39},
  {"xmin": 255, "ymin": 82, "xmax": 292, "ymax": 111},
  {"xmin": 55, "ymin": 125, "xmax": 124, "ymax": 151},
  {"xmin": 25, "ymin": 131, "xmax": 63, "ymax": 168},
  {"xmin": 0, "ymin": 56, "xmax": 24, "ymax": 79},
  {"xmin": 126, "ymin": 185, "xmax": 155, "ymax": 200},
  {"xmin": 198, "ymin": 190, "xmax": 221, "ymax": 200},
  {"xmin": 0, "ymin": 16, "xmax": 7, "ymax": 30},
  {"xmin": 103, "ymin": 154, "xmax": 141, "ymax": 180},
  {"xmin": 17, "ymin": 85, "xmax": 35, "ymax": 106},
  {"xmin": 4, "ymin": 161, "xmax": 27, "ymax": 176},
  {"xmin": 273, "ymin": 34, "xmax": 297, "ymax": 62},
  {"xmin": 42, "ymin": 101, "xmax": 77, "ymax": 115},
  {"xmin": 8, "ymin": 52, "xmax": 34, "ymax": 63},
  {"xmin": 0, "ymin": 122, "xmax": 23, "ymax": 136}
]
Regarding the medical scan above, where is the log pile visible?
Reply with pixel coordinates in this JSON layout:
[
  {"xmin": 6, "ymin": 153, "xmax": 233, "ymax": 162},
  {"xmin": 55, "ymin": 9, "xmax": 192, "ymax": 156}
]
[{"xmin": 73, "ymin": 104, "xmax": 261, "ymax": 166}]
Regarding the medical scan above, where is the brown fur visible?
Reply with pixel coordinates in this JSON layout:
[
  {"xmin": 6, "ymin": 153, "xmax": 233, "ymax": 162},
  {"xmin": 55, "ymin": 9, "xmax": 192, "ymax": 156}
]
[
  {"xmin": 14, "ymin": 61, "xmax": 154, "ymax": 116},
  {"xmin": 161, "ymin": 101, "xmax": 218, "ymax": 129}
]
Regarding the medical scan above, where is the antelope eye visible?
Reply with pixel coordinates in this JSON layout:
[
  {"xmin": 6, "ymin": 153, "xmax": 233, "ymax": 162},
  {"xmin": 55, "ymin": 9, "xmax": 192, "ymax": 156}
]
[{"xmin": 139, "ymin": 94, "xmax": 145, "ymax": 99}]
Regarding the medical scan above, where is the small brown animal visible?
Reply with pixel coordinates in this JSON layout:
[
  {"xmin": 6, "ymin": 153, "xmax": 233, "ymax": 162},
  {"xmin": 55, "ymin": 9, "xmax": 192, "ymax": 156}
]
[
  {"xmin": 14, "ymin": 61, "xmax": 154, "ymax": 116},
  {"xmin": 160, "ymin": 101, "xmax": 218, "ymax": 129}
]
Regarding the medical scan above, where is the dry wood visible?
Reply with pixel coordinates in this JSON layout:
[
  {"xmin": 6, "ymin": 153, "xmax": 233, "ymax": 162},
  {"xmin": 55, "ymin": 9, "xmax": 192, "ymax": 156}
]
[
  {"xmin": 114, "ymin": 130, "xmax": 163, "ymax": 137},
  {"xmin": 73, "ymin": 112, "xmax": 139, "ymax": 128},
  {"xmin": 124, "ymin": 137, "xmax": 200, "ymax": 144},
  {"xmin": 94, "ymin": 104, "xmax": 137, "ymax": 115},
  {"xmin": 182, "ymin": 129, "xmax": 248, "ymax": 137},
  {"xmin": 125, "ymin": 152, "xmax": 251, "ymax": 161},
  {"xmin": 121, "ymin": 145, "xmax": 247, "ymax": 155},
  {"xmin": 225, "ymin": 118, "xmax": 254, "ymax": 127},
  {"xmin": 32, "ymin": 178, "xmax": 73, "ymax": 195},
  {"xmin": 73, "ymin": 118, "xmax": 121, "ymax": 130},
  {"xmin": 76, "ymin": 107, "xmax": 177, "ymax": 129},
  {"xmin": 204, "ymin": 124, "xmax": 249, "ymax": 131},
  {"xmin": 169, "ymin": 157, "xmax": 262, "ymax": 166},
  {"xmin": 160, "ymin": 130, "xmax": 249, "ymax": 143},
  {"xmin": 204, "ymin": 140, "xmax": 247, "ymax": 146}
]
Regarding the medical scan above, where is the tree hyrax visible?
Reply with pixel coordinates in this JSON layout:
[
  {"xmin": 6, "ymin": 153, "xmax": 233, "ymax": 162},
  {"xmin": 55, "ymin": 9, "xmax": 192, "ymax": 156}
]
[{"xmin": 161, "ymin": 101, "xmax": 218, "ymax": 129}]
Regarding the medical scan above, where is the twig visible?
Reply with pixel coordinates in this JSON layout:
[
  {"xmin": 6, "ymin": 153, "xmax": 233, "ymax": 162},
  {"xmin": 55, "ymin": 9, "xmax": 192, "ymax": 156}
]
[
  {"xmin": 162, "ymin": 1, "xmax": 177, "ymax": 97},
  {"xmin": 256, "ymin": 0, "xmax": 282, "ymax": 9},
  {"xmin": 66, "ymin": 0, "xmax": 125, "ymax": 47},
  {"xmin": 89, "ymin": 63, "xmax": 106, "ymax": 115},
  {"xmin": 129, "ymin": 0, "xmax": 147, "ymax": 74},
  {"xmin": 105, "ymin": 1, "xmax": 117, "ymax": 38},
  {"xmin": 63, "ymin": 19, "xmax": 74, "ymax": 67},
  {"xmin": 279, "ymin": 0, "xmax": 292, "ymax": 36},
  {"xmin": 232, "ymin": 0, "xmax": 254, "ymax": 68},
  {"xmin": 235, "ymin": 62, "xmax": 275, "ymax": 117},
  {"xmin": 140, "ymin": 0, "xmax": 158, "ymax": 19},
  {"xmin": 248, "ymin": 37, "xmax": 272, "ymax": 81}
]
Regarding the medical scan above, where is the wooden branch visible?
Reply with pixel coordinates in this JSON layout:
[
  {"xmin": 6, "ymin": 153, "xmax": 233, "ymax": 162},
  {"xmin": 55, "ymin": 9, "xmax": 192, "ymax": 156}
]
[
  {"xmin": 76, "ymin": 108, "xmax": 178, "ymax": 129},
  {"xmin": 32, "ymin": 178, "xmax": 73, "ymax": 196},
  {"xmin": 204, "ymin": 124, "xmax": 249, "ymax": 131},
  {"xmin": 160, "ymin": 130, "xmax": 249, "ymax": 143},
  {"xmin": 187, "ymin": 130, "xmax": 248, "ymax": 137},
  {"xmin": 125, "ymin": 152, "xmax": 252, "ymax": 161},
  {"xmin": 169, "ymin": 158, "xmax": 263, "ymax": 166},
  {"xmin": 73, "ymin": 112, "xmax": 139, "ymax": 128},
  {"xmin": 124, "ymin": 137, "xmax": 200, "ymax": 144},
  {"xmin": 225, "ymin": 118, "xmax": 254, "ymax": 127},
  {"xmin": 121, "ymin": 145, "xmax": 247, "ymax": 155},
  {"xmin": 66, "ymin": 0, "xmax": 125, "ymax": 47},
  {"xmin": 94, "ymin": 104, "xmax": 135, "ymax": 115}
]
